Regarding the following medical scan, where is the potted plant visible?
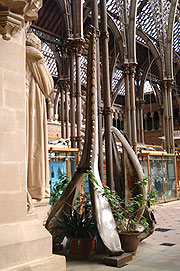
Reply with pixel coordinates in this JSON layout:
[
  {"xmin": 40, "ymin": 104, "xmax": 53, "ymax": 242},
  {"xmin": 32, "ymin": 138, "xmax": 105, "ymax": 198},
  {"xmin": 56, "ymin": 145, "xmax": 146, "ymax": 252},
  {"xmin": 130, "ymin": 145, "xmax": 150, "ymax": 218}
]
[
  {"xmin": 89, "ymin": 171, "xmax": 157, "ymax": 253},
  {"xmin": 51, "ymin": 194, "xmax": 97, "ymax": 257},
  {"xmin": 102, "ymin": 179, "xmax": 157, "ymax": 252}
]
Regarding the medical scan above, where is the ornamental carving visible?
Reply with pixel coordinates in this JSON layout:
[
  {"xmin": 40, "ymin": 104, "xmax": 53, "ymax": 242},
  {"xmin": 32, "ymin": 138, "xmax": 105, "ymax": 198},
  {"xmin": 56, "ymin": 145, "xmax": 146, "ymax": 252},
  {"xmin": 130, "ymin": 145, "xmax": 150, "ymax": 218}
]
[{"xmin": 0, "ymin": 0, "xmax": 42, "ymax": 40}]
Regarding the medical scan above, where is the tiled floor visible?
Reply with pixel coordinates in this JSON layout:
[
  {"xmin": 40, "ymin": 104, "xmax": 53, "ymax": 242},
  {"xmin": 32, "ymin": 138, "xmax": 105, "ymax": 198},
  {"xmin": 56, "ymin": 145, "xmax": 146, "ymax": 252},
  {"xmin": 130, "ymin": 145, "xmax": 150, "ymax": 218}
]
[{"xmin": 66, "ymin": 200, "xmax": 180, "ymax": 270}]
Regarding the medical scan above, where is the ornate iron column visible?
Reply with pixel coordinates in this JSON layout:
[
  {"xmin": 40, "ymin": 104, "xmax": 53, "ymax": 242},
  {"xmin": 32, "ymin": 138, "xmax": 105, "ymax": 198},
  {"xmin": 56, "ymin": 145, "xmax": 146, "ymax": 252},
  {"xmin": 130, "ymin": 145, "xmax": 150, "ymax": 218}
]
[
  {"xmin": 167, "ymin": 80, "xmax": 175, "ymax": 153},
  {"xmin": 100, "ymin": 0, "xmax": 114, "ymax": 190},
  {"xmin": 65, "ymin": 82, "xmax": 70, "ymax": 139},
  {"xmin": 136, "ymin": 98, "xmax": 141, "ymax": 143},
  {"xmin": 124, "ymin": 64, "xmax": 132, "ymax": 142},
  {"xmin": 60, "ymin": 83, "xmax": 65, "ymax": 138},
  {"xmin": 139, "ymin": 99, "xmax": 145, "ymax": 144},
  {"xmin": 130, "ymin": 64, "xmax": 137, "ymax": 152},
  {"xmin": 67, "ymin": 42, "xmax": 76, "ymax": 148},
  {"xmin": 75, "ymin": 40, "xmax": 83, "ymax": 149},
  {"xmin": 163, "ymin": 81, "xmax": 170, "ymax": 153},
  {"xmin": 92, "ymin": 0, "xmax": 104, "ymax": 181}
]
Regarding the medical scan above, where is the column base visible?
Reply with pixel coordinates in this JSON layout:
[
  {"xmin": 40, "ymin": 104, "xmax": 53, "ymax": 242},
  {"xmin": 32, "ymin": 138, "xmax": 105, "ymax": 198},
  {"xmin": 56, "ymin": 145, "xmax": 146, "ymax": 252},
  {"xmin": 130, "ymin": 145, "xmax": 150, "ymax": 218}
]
[{"xmin": 0, "ymin": 219, "xmax": 66, "ymax": 270}]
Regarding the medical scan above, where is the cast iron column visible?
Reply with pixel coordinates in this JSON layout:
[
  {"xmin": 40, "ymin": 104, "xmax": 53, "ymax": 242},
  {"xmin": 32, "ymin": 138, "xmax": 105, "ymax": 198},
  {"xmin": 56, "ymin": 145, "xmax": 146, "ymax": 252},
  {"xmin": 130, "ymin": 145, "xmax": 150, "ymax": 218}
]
[
  {"xmin": 124, "ymin": 64, "xmax": 132, "ymax": 142},
  {"xmin": 140, "ymin": 99, "xmax": 145, "ymax": 144},
  {"xmin": 67, "ymin": 42, "xmax": 76, "ymax": 148},
  {"xmin": 100, "ymin": 0, "xmax": 114, "ymax": 190},
  {"xmin": 92, "ymin": 0, "xmax": 104, "ymax": 182},
  {"xmin": 65, "ymin": 82, "xmax": 70, "ymax": 139},
  {"xmin": 163, "ymin": 81, "xmax": 170, "ymax": 153},
  {"xmin": 75, "ymin": 41, "xmax": 83, "ymax": 149},
  {"xmin": 60, "ymin": 83, "xmax": 65, "ymax": 139},
  {"xmin": 130, "ymin": 64, "xmax": 137, "ymax": 152},
  {"xmin": 136, "ymin": 98, "xmax": 141, "ymax": 143},
  {"xmin": 167, "ymin": 80, "xmax": 175, "ymax": 153}
]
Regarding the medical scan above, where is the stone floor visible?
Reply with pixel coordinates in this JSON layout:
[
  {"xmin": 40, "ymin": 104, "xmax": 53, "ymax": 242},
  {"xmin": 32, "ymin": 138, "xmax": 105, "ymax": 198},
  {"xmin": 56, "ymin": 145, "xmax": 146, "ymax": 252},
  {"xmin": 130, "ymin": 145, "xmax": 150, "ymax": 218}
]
[{"xmin": 66, "ymin": 200, "xmax": 180, "ymax": 271}]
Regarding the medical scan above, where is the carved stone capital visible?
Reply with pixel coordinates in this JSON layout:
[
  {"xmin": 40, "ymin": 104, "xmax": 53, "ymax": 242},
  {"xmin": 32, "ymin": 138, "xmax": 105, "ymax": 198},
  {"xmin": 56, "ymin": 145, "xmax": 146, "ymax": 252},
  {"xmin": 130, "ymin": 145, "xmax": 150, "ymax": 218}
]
[{"xmin": 0, "ymin": 0, "xmax": 42, "ymax": 40}]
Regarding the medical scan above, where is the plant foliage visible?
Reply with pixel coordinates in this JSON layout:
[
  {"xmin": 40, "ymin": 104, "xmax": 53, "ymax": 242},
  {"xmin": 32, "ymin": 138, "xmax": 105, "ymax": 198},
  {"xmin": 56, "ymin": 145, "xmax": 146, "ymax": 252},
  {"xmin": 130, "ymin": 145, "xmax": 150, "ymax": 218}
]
[
  {"xmin": 51, "ymin": 173, "xmax": 69, "ymax": 206},
  {"xmin": 51, "ymin": 194, "xmax": 97, "ymax": 240},
  {"xmin": 87, "ymin": 170, "xmax": 157, "ymax": 233}
]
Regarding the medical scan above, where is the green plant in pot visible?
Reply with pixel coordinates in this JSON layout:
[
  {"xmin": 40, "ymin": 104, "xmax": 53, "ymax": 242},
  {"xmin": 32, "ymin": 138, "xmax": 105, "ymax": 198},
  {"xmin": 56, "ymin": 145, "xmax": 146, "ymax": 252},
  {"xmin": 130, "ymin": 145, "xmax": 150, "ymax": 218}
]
[
  {"xmin": 101, "ymin": 179, "xmax": 157, "ymax": 253},
  {"xmin": 89, "ymin": 171, "xmax": 157, "ymax": 253},
  {"xmin": 51, "ymin": 193, "xmax": 97, "ymax": 257}
]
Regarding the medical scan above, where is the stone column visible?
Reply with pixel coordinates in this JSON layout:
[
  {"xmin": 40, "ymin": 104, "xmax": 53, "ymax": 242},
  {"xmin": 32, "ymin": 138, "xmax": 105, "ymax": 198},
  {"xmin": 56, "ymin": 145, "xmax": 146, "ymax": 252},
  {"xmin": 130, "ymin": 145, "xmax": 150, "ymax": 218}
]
[
  {"xmin": 0, "ymin": 1, "xmax": 65, "ymax": 270},
  {"xmin": 47, "ymin": 96, "xmax": 54, "ymax": 121},
  {"xmin": 54, "ymin": 87, "xmax": 60, "ymax": 121}
]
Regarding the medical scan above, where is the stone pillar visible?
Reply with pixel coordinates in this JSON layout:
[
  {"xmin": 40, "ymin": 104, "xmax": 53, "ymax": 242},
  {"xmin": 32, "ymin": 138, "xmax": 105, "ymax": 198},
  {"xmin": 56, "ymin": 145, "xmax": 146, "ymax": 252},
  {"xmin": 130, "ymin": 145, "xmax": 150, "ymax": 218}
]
[
  {"xmin": 47, "ymin": 96, "xmax": 54, "ymax": 121},
  {"xmin": 0, "ymin": 1, "xmax": 65, "ymax": 270},
  {"xmin": 54, "ymin": 87, "xmax": 60, "ymax": 121}
]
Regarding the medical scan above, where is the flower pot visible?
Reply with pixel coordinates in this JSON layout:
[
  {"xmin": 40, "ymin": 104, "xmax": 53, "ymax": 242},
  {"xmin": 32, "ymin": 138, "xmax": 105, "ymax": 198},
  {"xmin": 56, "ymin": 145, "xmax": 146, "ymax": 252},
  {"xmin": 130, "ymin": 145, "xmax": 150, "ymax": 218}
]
[
  {"xmin": 68, "ymin": 236, "xmax": 96, "ymax": 256},
  {"xmin": 119, "ymin": 232, "xmax": 140, "ymax": 252}
]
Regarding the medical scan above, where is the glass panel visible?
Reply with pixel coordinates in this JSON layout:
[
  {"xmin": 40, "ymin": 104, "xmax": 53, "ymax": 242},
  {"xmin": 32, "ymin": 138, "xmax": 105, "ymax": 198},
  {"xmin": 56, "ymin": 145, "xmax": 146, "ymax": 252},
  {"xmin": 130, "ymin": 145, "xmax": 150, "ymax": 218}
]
[
  {"xmin": 149, "ymin": 155, "xmax": 176, "ymax": 200},
  {"xmin": 48, "ymin": 150, "xmax": 79, "ymax": 197},
  {"xmin": 139, "ymin": 155, "xmax": 148, "ymax": 178},
  {"xmin": 165, "ymin": 156, "xmax": 176, "ymax": 199},
  {"xmin": 138, "ymin": 155, "xmax": 149, "ymax": 193},
  {"xmin": 176, "ymin": 156, "xmax": 180, "ymax": 187}
]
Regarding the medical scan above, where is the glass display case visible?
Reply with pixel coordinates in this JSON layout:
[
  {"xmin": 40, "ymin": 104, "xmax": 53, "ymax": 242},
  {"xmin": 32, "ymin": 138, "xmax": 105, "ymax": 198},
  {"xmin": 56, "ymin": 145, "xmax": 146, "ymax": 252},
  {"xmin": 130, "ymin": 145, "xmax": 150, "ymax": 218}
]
[
  {"xmin": 138, "ymin": 152, "xmax": 177, "ymax": 201},
  {"xmin": 48, "ymin": 147, "xmax": 80, "ymax": 191}
]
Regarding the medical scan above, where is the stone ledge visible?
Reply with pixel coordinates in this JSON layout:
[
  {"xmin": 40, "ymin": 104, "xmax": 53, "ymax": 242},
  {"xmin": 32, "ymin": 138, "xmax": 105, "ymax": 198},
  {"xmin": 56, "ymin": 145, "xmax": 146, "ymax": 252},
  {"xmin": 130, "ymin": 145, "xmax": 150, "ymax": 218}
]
[
  {"xmin": 0, "ymin": 219, "xmax": 64, "ymax": 270},
  {"xmin": 2, "ymin": 254, "xmax": 66, "ymax": 271},
  {"xmin": 32, "ymin": 198, "xmax": 50, "ymax": 207}
]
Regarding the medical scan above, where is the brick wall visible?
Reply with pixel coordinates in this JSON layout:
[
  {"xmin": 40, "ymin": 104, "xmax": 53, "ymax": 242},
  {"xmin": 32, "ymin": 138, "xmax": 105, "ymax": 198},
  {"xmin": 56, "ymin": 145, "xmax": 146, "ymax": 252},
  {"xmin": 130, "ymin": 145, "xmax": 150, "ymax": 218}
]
[
  {"xmin": 48, "ymin": 122, "xmax": 61, "ymax": 137},
  {"xmin": 144, "ymin": 129, "xmax": 163, "ymax": 146}
]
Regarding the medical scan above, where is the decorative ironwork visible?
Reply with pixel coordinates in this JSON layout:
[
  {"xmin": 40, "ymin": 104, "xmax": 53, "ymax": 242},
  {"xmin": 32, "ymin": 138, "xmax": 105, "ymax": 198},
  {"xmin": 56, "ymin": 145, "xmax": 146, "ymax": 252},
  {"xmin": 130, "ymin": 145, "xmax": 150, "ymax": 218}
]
[{"xmin": 29, "ymin": 26, "xmax": 63, "ymax": 45}]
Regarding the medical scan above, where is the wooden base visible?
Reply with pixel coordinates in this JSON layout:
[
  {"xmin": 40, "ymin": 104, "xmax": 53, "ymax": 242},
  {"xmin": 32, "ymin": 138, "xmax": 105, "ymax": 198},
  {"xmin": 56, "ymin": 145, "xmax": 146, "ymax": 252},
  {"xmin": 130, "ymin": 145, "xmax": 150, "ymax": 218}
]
[{"xmin": 104, "ymin": 253, "xmax": 132, "ymax": 267}]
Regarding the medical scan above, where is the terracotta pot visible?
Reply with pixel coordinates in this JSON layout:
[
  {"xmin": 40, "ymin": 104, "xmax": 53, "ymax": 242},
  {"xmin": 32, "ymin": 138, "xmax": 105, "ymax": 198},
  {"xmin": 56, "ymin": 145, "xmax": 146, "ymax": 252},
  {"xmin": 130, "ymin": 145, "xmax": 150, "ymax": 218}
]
[
  {"xmin": 119, "ymin": 232, "xmax": 140, "ymax": 252},
  {"xmin": 68, "ymin": 236, "xmax": 96, "ymax": 256}
]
